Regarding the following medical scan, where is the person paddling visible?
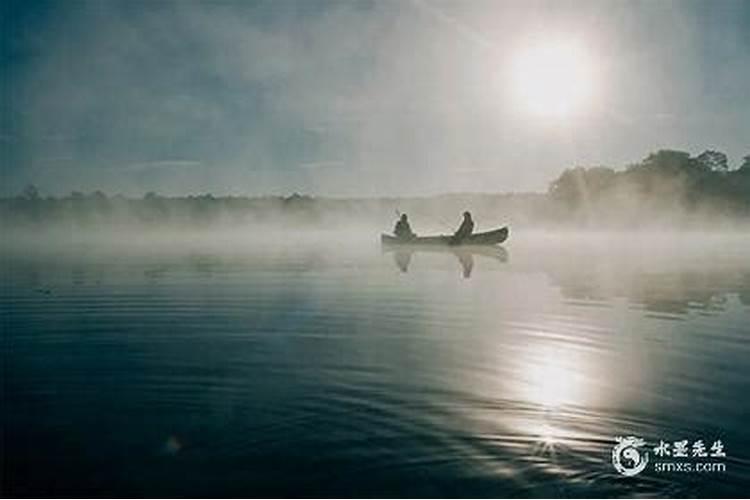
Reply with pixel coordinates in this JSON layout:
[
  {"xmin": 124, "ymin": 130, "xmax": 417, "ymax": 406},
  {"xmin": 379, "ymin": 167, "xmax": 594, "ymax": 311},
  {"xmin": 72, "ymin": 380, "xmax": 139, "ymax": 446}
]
[
  {"xmin": 393, "ymin": 213, "xmax": 416, "ymax": 241},
  {"xmin": 451, "ymin": 211, "xmax": 474, "ymax": 244}
]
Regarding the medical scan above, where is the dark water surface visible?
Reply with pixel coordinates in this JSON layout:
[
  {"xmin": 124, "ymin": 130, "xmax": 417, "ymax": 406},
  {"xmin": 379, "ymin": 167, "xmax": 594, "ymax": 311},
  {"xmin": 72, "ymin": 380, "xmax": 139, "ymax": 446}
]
[{"xmin": 2, "ymin": 232, "xmax": 749, "ymax": 497}]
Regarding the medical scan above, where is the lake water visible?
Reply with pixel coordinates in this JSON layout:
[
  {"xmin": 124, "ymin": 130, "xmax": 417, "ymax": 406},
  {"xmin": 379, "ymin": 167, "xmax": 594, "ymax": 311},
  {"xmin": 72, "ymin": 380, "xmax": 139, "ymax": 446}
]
[{"xmin": 2, "ymin": 232, "xmax": 749, "ymax": 497}]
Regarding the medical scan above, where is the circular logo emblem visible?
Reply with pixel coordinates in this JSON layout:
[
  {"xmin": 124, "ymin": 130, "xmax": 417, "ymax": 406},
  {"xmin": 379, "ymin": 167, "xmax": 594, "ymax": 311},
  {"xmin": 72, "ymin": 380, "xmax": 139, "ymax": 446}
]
[{"xmin": 612, "ymin": 436, "xmax": 649, "ymax": 476}]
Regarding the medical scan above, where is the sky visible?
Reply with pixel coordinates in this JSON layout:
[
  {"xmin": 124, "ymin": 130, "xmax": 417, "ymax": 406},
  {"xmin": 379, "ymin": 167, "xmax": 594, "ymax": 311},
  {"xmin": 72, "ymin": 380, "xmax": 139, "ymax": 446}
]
[{"xmin": 2, "ymin": 0, "xmax": 749, "ymax": 197}]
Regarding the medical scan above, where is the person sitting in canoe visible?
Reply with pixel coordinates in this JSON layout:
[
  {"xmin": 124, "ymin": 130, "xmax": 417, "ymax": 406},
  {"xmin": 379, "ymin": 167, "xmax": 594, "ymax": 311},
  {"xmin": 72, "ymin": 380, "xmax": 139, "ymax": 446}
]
[
  {"xmin": 393, "ymin": 213, "xmax": 416, "ymax": 241},
  {"xmin": 451, "ymin": 211, "xmax": 474, "ymax": 244}
]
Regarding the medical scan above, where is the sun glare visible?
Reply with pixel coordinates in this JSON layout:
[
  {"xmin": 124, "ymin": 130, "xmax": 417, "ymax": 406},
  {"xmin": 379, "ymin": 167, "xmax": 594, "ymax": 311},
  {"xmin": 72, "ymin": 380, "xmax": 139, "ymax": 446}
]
[
  {"xmin": 510, "ymin": 39, "xmax": 595, "ymax": 120},
  {"xmin": 520, "ymin": 343, "xmax": 585, "ymax": 409}
]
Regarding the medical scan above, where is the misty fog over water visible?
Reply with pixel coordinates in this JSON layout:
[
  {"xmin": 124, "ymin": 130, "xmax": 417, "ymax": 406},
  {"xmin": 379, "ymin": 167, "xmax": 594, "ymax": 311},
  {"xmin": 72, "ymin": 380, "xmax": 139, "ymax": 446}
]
[
  {"xmin": 3, "ymin": 0, "xmax": 750, "ymax": 497},
  {"xmin": 3, "ymin": 230, "xmax": 749, "ymax": 496}
]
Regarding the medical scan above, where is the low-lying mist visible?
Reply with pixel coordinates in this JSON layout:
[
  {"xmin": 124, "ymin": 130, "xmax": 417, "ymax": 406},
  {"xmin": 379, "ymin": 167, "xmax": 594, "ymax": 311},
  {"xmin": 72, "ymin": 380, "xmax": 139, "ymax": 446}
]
[{"xmin": 4, "ymin": 150, "xmax": 750, "ymax": 238}]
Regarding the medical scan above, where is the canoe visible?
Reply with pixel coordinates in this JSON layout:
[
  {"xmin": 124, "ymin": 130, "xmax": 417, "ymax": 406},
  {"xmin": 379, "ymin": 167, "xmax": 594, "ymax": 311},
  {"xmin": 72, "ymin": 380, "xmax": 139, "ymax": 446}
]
[{"xmin": 381, "ymin": 226, "xmax": 509, "ymax": 246}]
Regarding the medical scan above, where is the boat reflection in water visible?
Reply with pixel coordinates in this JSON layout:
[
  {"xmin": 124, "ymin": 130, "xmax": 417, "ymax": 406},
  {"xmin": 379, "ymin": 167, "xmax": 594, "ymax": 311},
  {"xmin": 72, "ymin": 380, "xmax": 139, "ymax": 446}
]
[
  {"xmin": 385, "ymin": 245, "xmax": 509, "ymax": 277},
  {"xmin": 3, "ymin": 233, "xmax": 749, "ymax": 497}
]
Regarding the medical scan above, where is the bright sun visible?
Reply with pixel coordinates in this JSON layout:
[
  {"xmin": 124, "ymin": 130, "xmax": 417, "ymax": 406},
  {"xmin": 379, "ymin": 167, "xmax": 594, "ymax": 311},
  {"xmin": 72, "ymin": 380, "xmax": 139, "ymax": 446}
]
[{"xmin": 510, "ymin": 40, "xmax": 595, "ymax": 120}]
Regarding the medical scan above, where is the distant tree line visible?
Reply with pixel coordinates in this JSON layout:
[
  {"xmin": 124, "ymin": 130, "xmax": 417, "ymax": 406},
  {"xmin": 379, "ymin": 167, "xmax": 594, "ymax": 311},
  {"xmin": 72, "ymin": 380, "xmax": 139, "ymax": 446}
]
[
  {"xmin": 1, "ymin": 189, "xmax": 333, "ymax": 228},
  {"xmin": 547, "ymin": 150, "xmax": 750, "ymax": 226},
  {"xmin": 2, "ymin": 149, "xmax": 749, "ymax": 230}
]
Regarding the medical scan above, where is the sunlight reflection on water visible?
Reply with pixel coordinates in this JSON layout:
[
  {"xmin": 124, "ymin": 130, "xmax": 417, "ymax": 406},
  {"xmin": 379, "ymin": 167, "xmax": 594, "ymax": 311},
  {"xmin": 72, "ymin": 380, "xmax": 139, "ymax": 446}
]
[{"xmin": 2, "ymin": 232, "xmax": 749, "ymax": 496}]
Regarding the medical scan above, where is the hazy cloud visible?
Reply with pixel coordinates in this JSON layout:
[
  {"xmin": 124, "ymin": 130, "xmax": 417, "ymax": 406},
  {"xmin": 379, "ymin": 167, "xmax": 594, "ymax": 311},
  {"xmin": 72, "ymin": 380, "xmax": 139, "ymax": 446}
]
[{"xmin": 3, "ymin": 0, "xmax": 749, "ymax": 196}]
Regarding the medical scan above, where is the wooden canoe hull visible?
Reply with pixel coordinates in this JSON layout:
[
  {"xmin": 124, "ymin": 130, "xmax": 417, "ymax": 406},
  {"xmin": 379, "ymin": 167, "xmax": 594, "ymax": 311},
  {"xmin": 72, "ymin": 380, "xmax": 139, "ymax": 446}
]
[{"xmin": 381, "ymin": 226, "xmax": 509, "ymax": 246}]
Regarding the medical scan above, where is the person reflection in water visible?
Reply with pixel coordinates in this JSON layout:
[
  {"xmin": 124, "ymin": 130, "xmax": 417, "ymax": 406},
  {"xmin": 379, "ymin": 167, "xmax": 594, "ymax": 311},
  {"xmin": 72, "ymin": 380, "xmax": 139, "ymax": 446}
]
[
  {"xmin": 393, "ymin": 250, "xmax": 412, "ymax": 273},
  {"xmin": 456, "ymin": 251, "xmax": 474, "ymax": 278},
  {"xmin": 393, "ymin": 213, "xmax": 415, "ymax": 241},
  {"xmin": 451, "ymin": 211, "xmax": 474, "ymax": 244}
]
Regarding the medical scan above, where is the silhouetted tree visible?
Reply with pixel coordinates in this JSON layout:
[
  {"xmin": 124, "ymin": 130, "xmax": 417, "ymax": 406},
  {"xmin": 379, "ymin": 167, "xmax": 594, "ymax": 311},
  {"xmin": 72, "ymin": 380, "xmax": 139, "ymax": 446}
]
[
  {"xmin": 696, "ymin": 150, "xmax": 729, "ymax": 172},
  {"xmin": 21, "ymin": 184, "xmax": 40, "ymax": 200},
  {"xmin": 140, "ymin": 191, "xmax": 168, "ymax": 223},
  {"xmin": 640, "ymin": 150, "xmax": 695, "ymax": 172},
  {"xmin": 547, "ymin": 148, "xmax": 750, "ymax": 224}
]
